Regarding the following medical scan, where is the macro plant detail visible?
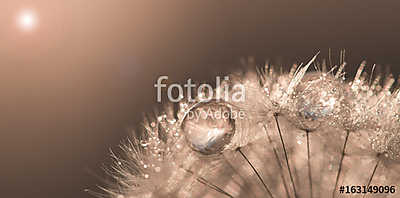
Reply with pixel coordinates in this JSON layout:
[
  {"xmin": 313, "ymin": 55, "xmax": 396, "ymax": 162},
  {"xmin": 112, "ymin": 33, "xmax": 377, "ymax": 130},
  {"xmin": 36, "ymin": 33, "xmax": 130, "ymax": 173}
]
[{"xmin": 99, "ymin": 53, "xmax": 400, "ymax": 198}]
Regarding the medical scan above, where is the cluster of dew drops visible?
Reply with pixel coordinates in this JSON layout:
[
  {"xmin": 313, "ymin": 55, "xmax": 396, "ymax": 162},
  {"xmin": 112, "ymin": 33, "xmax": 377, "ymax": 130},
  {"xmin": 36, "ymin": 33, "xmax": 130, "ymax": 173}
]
[{"xmin": 106, "ymin": 54, "xmax": 400, "ymax": 197}]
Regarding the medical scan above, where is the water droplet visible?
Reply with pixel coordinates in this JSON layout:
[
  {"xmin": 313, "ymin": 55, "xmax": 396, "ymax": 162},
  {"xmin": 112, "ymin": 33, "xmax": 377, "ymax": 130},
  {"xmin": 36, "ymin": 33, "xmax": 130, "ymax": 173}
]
[
  {"xmin": 182, "ymin": 101, "xmax": 235, "ymax": 155},
  {"xmin": 140, "ymin": 140, "xmax": 148, "ymax": 147},
  {"xmin": 288, "ymin": 72, "xmax": 349, "ymax": 131},
  {"xmin": 296, "ymin": 135, "xmax": 303, "ymax": 144}
]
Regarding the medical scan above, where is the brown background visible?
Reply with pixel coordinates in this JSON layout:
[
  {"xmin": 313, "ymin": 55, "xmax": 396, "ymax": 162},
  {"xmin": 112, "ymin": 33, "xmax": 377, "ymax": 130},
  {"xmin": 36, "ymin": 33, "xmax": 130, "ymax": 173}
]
[{"xmin": 1, "ymin": 1, "xmax": 399, "ymax": 198}]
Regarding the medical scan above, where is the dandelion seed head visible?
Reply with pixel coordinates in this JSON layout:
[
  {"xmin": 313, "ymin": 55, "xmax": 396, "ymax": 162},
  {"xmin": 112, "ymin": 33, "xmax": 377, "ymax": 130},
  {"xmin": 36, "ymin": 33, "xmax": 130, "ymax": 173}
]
[
  {"xmin": 387, "ymin": 135, "xmax": 400, "ymax": 161},
  {"xmin": 286, "ymin": 72, "xmax": 350, "ymax": 131},
  {"xmin": 100, "ymin": 53, "xmax": 400, "ymax": 198}
]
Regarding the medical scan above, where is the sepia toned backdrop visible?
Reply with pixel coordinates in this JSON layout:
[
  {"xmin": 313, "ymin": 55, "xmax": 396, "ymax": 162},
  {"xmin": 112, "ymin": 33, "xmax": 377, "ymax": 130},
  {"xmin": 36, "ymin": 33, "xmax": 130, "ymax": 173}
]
[{"xmin": 1, "ymin": 1, "xmax": 399, "ymax": 197}]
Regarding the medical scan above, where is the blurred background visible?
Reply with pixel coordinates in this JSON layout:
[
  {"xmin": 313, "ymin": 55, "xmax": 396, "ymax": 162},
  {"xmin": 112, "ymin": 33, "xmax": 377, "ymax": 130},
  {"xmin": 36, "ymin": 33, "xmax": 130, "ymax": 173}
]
[{"xmin": 1, "ymin": 1, "xmax": 399, "ymax": 197}]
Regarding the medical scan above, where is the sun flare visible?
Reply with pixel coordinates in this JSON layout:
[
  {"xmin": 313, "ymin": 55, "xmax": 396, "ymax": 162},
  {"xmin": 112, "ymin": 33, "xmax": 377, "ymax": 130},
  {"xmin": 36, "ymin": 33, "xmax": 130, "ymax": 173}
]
[{"xmin": 18, "ymin": 10, "xmax": 37, "ymax": 31}]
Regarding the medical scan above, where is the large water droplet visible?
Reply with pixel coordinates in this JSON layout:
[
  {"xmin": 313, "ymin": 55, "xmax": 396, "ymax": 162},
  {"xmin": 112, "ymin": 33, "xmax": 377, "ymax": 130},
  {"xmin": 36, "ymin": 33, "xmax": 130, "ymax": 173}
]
[{"xmin": 182, "ymin": 102, "xmax": 235, "ymax": 155}]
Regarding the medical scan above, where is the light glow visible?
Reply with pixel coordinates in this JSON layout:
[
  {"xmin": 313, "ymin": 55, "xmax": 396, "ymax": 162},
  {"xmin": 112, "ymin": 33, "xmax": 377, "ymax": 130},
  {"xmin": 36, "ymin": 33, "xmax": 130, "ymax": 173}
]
[{"xmin": 18, "ymin": 10, "xmax": 37, "ymax": 31}]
